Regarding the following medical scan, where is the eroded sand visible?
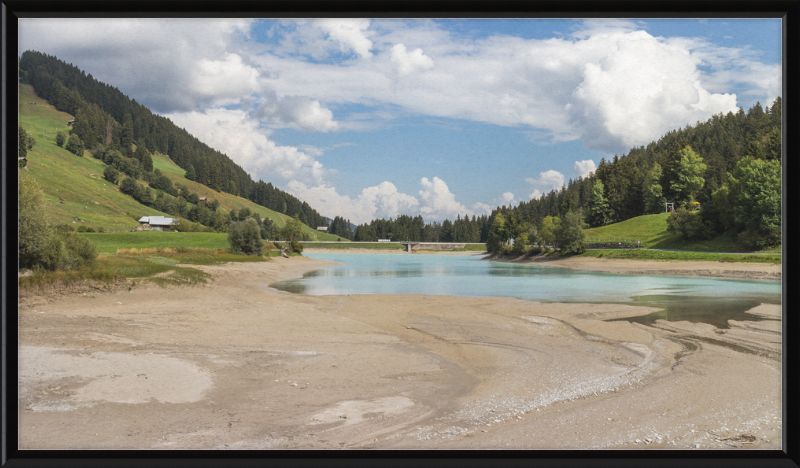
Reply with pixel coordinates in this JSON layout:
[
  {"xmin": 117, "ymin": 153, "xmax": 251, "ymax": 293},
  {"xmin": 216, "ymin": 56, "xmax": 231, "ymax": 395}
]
[{"xmin": 18, "ymin": 257, "xmax": 782, "ymax": 449}]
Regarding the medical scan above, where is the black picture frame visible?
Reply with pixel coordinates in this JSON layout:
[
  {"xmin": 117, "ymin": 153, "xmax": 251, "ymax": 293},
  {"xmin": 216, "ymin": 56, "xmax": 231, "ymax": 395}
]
[{"xmin": 2, "ymin": 1, "xmax": 797, "ymax": 467}]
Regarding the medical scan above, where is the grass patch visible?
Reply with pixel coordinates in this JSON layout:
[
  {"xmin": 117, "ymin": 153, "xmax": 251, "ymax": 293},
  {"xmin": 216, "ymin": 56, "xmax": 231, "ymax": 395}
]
[
  {"xmin": 579, "ymin": 249, "xmax": 781, "ymax": 264},
  {"xmin": 18, "ymin": 268, "xmax": 121, "ymax": 290},
  {"xmin": 20, "ymin": 246, "xmax": 270, "ymax": 293},
  {"xmin": 79, "ymin": 231, "xmax": 231, "ymax": 254},
  {"xmin": 449, "ymin": 244, "xmax": 487, "ymax": 251},
  {"xmin": 584, "ymin": 213, "xmax": 766, "ymax": 252}
]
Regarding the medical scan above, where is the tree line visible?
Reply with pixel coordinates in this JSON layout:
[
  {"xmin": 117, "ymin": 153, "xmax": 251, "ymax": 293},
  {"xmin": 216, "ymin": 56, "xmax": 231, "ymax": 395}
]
[
  {"xmin": 19, "ymin": 50, "xmax": 331, "ymax": 231},
  {"xmin": 482, "ymin": 98, "xmax": 781, "ymax": 253},
  {"xmin": 347, "ymin": 214, "xmax": 491, "ymax": 243}
]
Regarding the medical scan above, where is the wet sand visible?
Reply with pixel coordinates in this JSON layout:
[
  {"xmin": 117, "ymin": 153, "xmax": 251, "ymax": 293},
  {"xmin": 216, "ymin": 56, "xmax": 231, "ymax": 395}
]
[{"xmin": 18, "ymin": 256, "xmax": 781, "ymax": 449}]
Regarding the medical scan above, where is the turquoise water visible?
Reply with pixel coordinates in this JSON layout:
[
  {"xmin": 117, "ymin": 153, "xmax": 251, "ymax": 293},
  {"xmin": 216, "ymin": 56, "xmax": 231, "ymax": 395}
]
[{"xmin": 270, "ymin": 254, "xmax": 781, "ymax": 327}]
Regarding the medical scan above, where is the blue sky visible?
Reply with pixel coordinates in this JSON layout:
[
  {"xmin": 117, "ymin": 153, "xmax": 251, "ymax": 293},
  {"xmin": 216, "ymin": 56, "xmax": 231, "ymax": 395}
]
[{"xmin": 19, "ymin": 18, "xmax": 781, "ymax": 223}]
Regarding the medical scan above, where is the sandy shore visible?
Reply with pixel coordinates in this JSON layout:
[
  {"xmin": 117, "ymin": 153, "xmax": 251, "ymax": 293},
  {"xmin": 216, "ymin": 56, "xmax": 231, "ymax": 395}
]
[
  {"xmin": 484, "ymin": 253, "xmax": 782, "ymax": 281},
  {"xmin": 18, "ymin": 256, "xmax": 781, "ymax": 450}
]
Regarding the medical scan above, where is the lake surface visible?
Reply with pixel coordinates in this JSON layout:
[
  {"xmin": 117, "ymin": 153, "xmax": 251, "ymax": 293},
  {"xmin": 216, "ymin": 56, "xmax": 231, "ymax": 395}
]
[{"xmin": 271, "ymin": 254, "xmax": 782, "ymax": 327}]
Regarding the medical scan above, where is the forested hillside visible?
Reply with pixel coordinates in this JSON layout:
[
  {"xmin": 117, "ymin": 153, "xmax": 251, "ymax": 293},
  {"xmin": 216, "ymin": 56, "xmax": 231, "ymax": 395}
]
[
  {"xmin": 502, "ymin": 98, "xmax": 780, "ymax": 227},
  {"xmin": 19, "ymin": 50, "xmax": 331, "ymax": 229}
]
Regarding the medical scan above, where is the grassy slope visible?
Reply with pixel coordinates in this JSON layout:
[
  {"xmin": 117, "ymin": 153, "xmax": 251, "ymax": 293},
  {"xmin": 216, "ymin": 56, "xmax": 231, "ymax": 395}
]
[
  {"xmin": 19, "ymin": 83, "xmax": 344, "ymax": 241},
  {"xmin": 150, "ymin": 152, "xmax": 344, "ymax": 241},
  {"xmin": 584, "ymin": 212, "xmax": 764, "ymax": 253},
  {"xmin": 19, "ymin": 84, "xmax": 166, "ymax": 231}
]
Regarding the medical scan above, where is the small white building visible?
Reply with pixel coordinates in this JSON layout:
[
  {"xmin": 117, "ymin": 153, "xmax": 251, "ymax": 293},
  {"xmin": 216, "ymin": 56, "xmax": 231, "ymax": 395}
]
[
  {"xmin": 317, "ymin": 226, "xmax": 328, "ymax": 232},
  {"xmin": 378, "ymin": 239, "xmax": 391, "ymax": 243},
  {"xmin": 138, "ymin": 216, "xmax": 175, "ymax": 231}
]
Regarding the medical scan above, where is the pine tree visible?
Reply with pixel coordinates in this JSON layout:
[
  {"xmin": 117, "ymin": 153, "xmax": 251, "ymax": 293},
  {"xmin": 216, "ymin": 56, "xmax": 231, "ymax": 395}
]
[
  {"xmin": 588, "ymin": 180, "xmax": 611, "ymax": 227},
  {"xmin": 185, "ymin": 163, "xmax": 197, "ymax": 181},
  {"xmin": 643, "ymin": 163, "xmax": 666, "ymax": 214},
  {"xmin": 670, "ymin": 146, "xmax": 706, "ymax": 208}
]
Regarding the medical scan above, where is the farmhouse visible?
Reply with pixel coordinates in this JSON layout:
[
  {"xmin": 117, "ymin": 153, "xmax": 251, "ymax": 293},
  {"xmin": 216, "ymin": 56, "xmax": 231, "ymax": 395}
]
[
  {"xmin": 137, "ymin": 216, "xmax": 176, "ymax": 231},
  {"xmin": 317, "ymin": 226, "xmax": 328, "ymax": 232},
  {"xmin": 67, "ymin": 120, "xmax": 75, "ymax": 127}
]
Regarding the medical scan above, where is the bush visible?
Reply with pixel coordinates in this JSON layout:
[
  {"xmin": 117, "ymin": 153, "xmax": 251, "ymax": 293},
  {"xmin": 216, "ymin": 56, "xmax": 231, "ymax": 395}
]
[
  {"xmin": 228, "ymin": 218, "xmax": 264, "ymax": 256},
  {"xmin": 19, "ymin": 172, "xmax": 52, "ymax": 270},
  {"xmin": 103, "ymin": 165, "xmax": 120, "ymax": 184},
  {"xmin": 288, "ymin": 239, "xmax": 303, "ymax": 253},
  {"xmin": 56, "ymin": 131, "xmax": 66, "ymax": 147},
  {"xmin": 172, "ymin": 218, "xmax": 193, "ymax": 232},
  {"xmin": 40, "ymin": 232, "xmax": 98, "ymax": 271},
  {"xmin": 667, "ymin": 209, "xmax": 715, "ymax": 241},
  {"xmin": 65, "ymin": 134, "xmax": 84, "ymax": 156},
  {"xmin": 54, "ymin": 223, "xmax": 76, "ymax": 232}
]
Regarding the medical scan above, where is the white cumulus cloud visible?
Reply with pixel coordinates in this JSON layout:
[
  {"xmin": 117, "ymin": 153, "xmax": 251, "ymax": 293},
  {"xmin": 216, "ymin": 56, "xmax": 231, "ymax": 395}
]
[
  {"xmin": 418, "ymin": 176, "xmax": 473, "ymax": 221},
  {"xmin": 164, "ymin": 108, "xmax": 328, "ymax": 186},
  {"xmin": 285, "ymin": 180, "xmax": 419, "ymax": 225},
  {"xmin": 573, "ymin": 160, "xmax": 597, "ymax": 178},
  {"xmin": 312, "ymin": 19, "xmax": 373, "ymax": 59},
  {"xmin": 526, "ymin": 170, "xmax": 565, "ymax": 199},
  {"xmin": 566, "ymin": 30, "xmax": 738, "ymax": 153},
  {"xmin": 253, "ymin": 90, "xmax": 339, "ymax": 132},
  {"xmin": 390, "ymin": 43, "xmax": 434, "ymax": 76}
]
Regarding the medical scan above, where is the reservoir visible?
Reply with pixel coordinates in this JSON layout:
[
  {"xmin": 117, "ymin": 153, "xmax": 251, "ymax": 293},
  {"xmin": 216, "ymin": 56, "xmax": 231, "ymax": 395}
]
[{"xmin": 270, "ymin": 253, "xmax": 781, "ymax": 328}]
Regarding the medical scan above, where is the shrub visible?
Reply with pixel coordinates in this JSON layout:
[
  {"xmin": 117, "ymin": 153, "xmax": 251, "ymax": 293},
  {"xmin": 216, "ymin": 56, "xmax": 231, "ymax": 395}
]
[
  {"xmin": 40, "ymin": 232, "xmax": 98, "ymax": 271},
  {"xmin": 172, "ymin": 218, "xmax": 193, "ymax": 232},
  {"xmin": 228, "ymin": 218, "xmax": 264, "ymax": 256},
  {"xmin": 288, "ymin": 239, "xmax": 303, "ymax": 253},
  {"xmin": 65, "ymin": 134, "xmax": 84, "ymax": 156},
  {"xmin": 56, "ymin": 131, "xmax": 66, "ymax": 147},
  {"xmin": 54, "ymin": 223, "xmax": 76, "ymax": 232},
  {"xmin": 19, "ymin": 172, "xmax": 52, "ymax": 270},
  {"xmin": 667, "ymin": 209, "xmax": 715, "ymax": 241},
  {"xmin": 103, "ymin": 165, "xmax": 120, "ymax": 184}
]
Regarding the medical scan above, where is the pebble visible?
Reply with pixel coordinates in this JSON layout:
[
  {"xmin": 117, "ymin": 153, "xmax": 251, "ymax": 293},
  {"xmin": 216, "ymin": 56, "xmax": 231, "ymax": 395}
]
[{"xmin": 291, "ymin": 383, "xmax": 297, "ymax": 387}]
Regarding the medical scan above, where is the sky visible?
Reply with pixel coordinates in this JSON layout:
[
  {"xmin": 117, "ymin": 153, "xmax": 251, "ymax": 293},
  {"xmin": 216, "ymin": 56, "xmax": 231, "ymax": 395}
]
[{"xmin": 19, "ymin": 18, "xmax": 781, "ymax": 224}]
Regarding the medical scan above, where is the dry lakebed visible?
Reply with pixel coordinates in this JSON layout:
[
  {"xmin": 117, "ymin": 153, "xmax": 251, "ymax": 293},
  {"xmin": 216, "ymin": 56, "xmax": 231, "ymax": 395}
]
[{"xmin": 17, "ymin": 254, "xmax": 782, "ymax": 450}]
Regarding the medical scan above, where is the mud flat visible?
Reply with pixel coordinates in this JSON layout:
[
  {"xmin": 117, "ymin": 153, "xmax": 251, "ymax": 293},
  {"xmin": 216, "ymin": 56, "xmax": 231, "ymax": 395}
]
[{"xmin": 18, "ymin": 257, "xmax": 781, "ymax": 449}]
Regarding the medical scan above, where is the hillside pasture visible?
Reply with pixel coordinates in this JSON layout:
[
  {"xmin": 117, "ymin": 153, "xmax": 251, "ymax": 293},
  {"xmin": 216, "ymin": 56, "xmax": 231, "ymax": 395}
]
[{"xmin": 584, "ymin": 213, "xmax": 762, "ymax": 253}]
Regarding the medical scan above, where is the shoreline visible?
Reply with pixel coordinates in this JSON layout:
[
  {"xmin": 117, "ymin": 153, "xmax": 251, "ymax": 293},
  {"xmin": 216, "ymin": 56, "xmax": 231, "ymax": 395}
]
[
  {"xmin": 482, "ymin": 252, "xmax": 781, "ymax": 281},
  {"xmin": 18, "ymin": 257, "xmax": 781, "ymax": 449},
  {"xmin": 302, "ymin": 248, "xmax": 482, "ymax": 255}
]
